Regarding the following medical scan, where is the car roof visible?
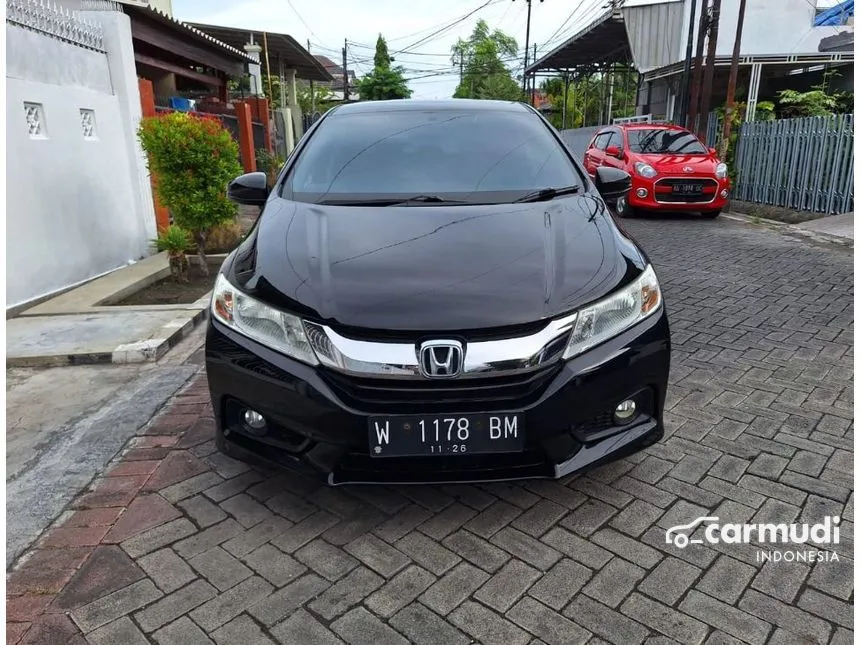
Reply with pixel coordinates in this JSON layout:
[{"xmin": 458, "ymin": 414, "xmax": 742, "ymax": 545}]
[
  {"xmin": 614, "ymin": 123, "xmax": 692, "ymax": 132},
  {"xmin": 330, "ymin": 99, "xmax": 532, "ymax": 115}
]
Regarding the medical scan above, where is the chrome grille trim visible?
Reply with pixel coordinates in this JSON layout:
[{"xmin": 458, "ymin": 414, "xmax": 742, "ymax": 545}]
[{"xmin": 303, "ymin": 313, "xmax": 577, "ymax": 380}]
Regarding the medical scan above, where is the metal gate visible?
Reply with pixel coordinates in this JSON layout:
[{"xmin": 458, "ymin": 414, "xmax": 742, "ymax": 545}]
[{"xmin": 734, "ymin": 114, "xmax": 854, "ymax": 215}]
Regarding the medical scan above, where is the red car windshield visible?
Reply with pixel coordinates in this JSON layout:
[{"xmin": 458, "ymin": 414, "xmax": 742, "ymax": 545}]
[{"xmin": 628, "ymin": 129, "xmax": 708, "ymax": 155}]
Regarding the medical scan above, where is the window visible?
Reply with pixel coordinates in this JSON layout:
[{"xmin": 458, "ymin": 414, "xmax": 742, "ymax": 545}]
[
  {"xmin": 80, "ymin": 109, "xmax": 97, "ymax": 139},
  {"xmin": 23, "ymin": 102, "xmax": 46, "ymax": 139},
  {"xmin": 286, "ymin": 108, "xmax": 581, "ymax": 204},
  {"xmin": 592, "ymin": 132, "xmax": 611, "ymax": 150},
  {"xmin": 606, "ymin": 130, "xmax": 623, "ymax": 149},
  {"xmin": 627, "ymin": 128, "xmax": 708, "ymax": 154}
]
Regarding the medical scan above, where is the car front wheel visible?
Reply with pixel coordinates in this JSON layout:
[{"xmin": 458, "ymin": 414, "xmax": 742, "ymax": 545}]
[{"xmin": 616, "ymin": 195, "xmax": 637, "ymax": 218}]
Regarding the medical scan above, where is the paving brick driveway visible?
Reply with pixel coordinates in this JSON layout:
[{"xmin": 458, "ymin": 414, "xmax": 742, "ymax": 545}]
[{"xmin": 8, "ymin": 216, "xmax": 854, "ymax": 645}]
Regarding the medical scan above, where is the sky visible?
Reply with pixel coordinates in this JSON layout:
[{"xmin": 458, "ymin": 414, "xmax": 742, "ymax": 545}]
[{"xmin": 171, "ymin": 0, "xmax": 612, "ymax": 99}]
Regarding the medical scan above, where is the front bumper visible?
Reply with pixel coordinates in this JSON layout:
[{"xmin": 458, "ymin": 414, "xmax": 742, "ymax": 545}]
[
  {"xmin": 628, "ymin": 175, "xmax": 730, "ymax": 211},
  {"xmin": 205, "ymin": 311, "xmax": 671, "ymax": 485}
]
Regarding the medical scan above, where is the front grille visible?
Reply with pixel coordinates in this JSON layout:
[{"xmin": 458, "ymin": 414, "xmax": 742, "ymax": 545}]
[
  {"xmin": 321, "ymin": 364, "xmax": 561, "ymax": 413},
  {"xmin": 573, "ymin": 411, "xmax": 614, "ymax": 437},
  {"xmin": 655, "ymin": 177, "xmax": 718, "ymax": 203}
]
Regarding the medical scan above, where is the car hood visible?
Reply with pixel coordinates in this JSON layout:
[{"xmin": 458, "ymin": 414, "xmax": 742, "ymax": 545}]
[
  {"xmin": 229, "ymin": 196, "xmax": 646, "ymax": 331},
  {"xmin": 630, "ymin": 153, "xmax": 717, "ymax": 175}
]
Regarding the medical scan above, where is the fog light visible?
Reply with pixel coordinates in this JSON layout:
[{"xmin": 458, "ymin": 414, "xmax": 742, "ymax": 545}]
[
  {"xmin": 243, "ymin": 409, "xmax": 267, "ymax": 435},
  {"xmin": 636, "ymin": 188, "xmax": 648, "ymax": 199},
  {"xmin": 613, "ymin": 400, "xmax": 637, "ymax": 424},
  {"xmin": 720, "ymin": 189, "xmax": 728, "ymax": 198}
]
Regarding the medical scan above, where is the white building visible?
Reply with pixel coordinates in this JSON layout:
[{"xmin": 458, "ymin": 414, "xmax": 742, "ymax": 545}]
[{"xmin": 527, "ymin": 0, "xmax": 854, "ymax": 123}]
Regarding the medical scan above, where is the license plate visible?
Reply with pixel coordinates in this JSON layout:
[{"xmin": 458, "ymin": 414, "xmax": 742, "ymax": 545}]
[
  {"xmin": 368, "ymin": 413, "xmax": 525, "ymax": 458},
  {"xmin": 673, "ymin": 183, "xmax": 702, "ymax": 194}
]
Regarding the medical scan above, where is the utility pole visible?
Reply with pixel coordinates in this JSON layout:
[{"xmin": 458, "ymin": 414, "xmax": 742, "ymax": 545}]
[
  {"xmin": 342, "ymin": 38, "xmax": 349, "ymax": 102},
  {"xmin": 459, "ymin": 51, "xmax": 464, "ymax": 84},
  {"xmin": 308, "ymin": 39, "xmax": 315, "ymax": 113},
  {"xmin": 514, "ymin": 0, "xmax": 544, "ymax": 97},
  {"xmin": 697, "ymin": 0, "xmax": 721, "ymax": 140},
  {"xmin": 606, "ymin": 66, "xmax": 615, "ymax": 123},
  {"xmin": 720, "ymin": 0, "xmax": 746, "ymax": 157},
  {"xmin": 562, "ymin": 70, "xmax": 570, "ymax": 129},
  {"xmin": 687, "ymin": 0, "xmax": 709, "ymax": 131},
  {"xmin": 582, "ymin": 69, "xmax": 589, "ymax": 126},
  {"xmin": 532, "ymin": 43, "xmax": 537, "ymax": 104},
  {"xmin": 677, "ymin": 0, "xmax": 698, "ymax": 125}
]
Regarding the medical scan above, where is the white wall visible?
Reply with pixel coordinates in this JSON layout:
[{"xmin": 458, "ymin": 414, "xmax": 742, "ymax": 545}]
[
  {"xmin": 680, "ymin": 0, "xmax": 853, "ymax": 60},
  {"xmin": 6, "ymin": 17, "xmax": 151, "ymax": 308},
  {"xmin": 716, "ymin": 0, "xmax": 852, "ymax": 56}
]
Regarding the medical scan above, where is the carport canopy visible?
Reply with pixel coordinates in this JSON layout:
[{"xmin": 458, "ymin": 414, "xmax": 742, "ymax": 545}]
[
  {"xmin": 188, "ymin": 23, "xmax": 334, "ymax": 82},
  {"xmin": 526, "ymin": 8, "xmax": 631, "ymax": 73}
]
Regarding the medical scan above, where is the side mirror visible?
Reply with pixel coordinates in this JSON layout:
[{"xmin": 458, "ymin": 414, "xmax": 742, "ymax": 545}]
[
  {"xmin": 595, "ymin": 167, "xmax": 632, "ymax": 200},
  {"xmin": 605, "ymin": 144, "xmax": 622, "ymax": 159},
  {"xmin": 708, "ymin": 147, "xmax": 717, "ymax": 156},
  {"xmin": 227, "ymin": 172, "xmax": 269, "ymax": 206}
]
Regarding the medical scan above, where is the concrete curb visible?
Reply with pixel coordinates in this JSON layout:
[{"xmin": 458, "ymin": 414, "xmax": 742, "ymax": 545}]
[
  {"xmin": 17, "ymin": 253, "xmax": 227, "ymax": 317},
  {"xmin": 721, "ymin": 211, "xmax": 854, "ymax": 248},
  {"xmin": 6, "ymin": 309, "xmax": 208, "ymax": 368}
]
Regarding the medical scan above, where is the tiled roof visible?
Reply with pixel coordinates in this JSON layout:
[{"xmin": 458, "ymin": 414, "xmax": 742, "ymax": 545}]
[{"xmin": 122, "ymin": 3, "xmax": 257, "ymax": 63}]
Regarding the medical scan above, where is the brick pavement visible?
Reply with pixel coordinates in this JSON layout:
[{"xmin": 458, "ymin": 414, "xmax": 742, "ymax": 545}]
[{"xmin": 7, "ymin": 217, "xmax": 854, "ymax": 645}]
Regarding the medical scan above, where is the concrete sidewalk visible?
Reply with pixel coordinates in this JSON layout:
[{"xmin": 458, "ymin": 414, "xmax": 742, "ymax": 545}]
[{"xmin": 793, "ymin": 212, "xmax": 854, "ymax": 243}]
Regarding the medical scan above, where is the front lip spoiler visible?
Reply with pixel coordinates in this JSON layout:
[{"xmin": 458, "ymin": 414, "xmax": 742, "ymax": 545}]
[{"xmin": 553, "ymin": 420, "xmax": 657, "ymax": 478}]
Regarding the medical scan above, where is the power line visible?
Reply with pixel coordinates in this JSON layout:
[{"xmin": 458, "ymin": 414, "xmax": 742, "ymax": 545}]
[
  {"xmin": 284, "ymin": 0, "xmax": 322, "ymax": 43},
  {"xmin": 538, "ymin": 0, "xmax": 600, "ymax": 52},
  {"xmin": 396, "ymin": 0, "xmax": 504, "ymax": 54}
]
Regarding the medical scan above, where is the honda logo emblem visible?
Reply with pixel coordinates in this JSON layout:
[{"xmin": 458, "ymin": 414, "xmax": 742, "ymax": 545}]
[
  {"xmin": 683, "ymin": 166, "xmax": 694, "ymax": 173},
  {"xmin": 418, "ymin": 340, "xmax": 464, "ymax": 378}
]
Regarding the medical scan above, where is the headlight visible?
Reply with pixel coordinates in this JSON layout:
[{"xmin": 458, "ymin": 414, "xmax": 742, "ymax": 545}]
[
  {"xmin": 211, "ymin": 273, "xmax": 318, "ymax": 365},
  {"xmin": 715, "ymin": 162, "xmax": 728, "ymax": 179},
  {"xmin": 634, "ymin": 162, "xmax": 657, "ymax": 178},
  {"xmin": 563, "ymin": 265, "xmax": 662, "ymax": 359}
]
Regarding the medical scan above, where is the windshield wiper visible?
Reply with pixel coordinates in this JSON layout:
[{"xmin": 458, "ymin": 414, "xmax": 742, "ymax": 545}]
[
  {"xmin": 319, "ymin": 195, "xmax": 468, "ymax": 206},
  {"xmin": 513, "ymin": 185, "xmax": 581, "ymax": 203}
]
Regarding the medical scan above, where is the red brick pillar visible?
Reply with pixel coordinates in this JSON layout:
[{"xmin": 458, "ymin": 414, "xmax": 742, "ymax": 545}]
[
  {"xmin": 235, "ymin": 101, "xmax": 257, "ymax": 172},
  {"xmin": 138, "ymin": 78, "xmax": 170, "ymax": 232},
  {"xmin": 246, "ymin": 96, "xmax": 273, "ymax": 153}
]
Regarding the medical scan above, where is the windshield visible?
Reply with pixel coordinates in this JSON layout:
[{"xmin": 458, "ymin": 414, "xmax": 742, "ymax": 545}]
[
  {"xmin": 284, "ymin": 108, "xmax": 581, "ymax": 204},
  {"xmin": 627, "ymin": 129, "xmax": 708, "ymax": 155}
]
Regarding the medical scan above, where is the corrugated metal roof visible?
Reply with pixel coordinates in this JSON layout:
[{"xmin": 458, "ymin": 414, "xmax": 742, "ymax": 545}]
[
  {"xmin": 524, "ymin": 8, "xmax": 631, "ymax": 72},
  {"xmin": 621, "ymin": 0, "xmax": 685, "ymax": 72}
]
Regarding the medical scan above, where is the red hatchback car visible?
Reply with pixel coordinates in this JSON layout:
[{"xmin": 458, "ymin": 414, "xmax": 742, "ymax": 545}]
[{"xmin": 583, "ymin": 123, "xmax": 730, "ymax": 218}]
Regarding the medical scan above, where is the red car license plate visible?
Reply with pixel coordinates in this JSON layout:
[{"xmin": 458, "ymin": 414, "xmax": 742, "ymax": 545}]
[{"xmin": 673, "ymin": 183, "xmax": 703, "ymax": 194}]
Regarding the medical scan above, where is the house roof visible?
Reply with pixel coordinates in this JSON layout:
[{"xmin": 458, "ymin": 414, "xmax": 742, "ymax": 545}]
[
  {"xmin": 186, "ymin": 23, "xmax": 334, "ymax": 82},
  {"xmin": 314, "ymin": 55, "xmax": 356, "ymax": 80},
  {"xmin": 525, "ymin": 8, "xmax": 631, "ymax": 73},
  {"xmin": 122, "ymin": 4, "xmax": 257, "ymax": 64},
  {"xmin": 311, "ymin": 54, "xmax": 357, "ymax": 91},
  {"xmin": 819, "ymin": 31, "xmax": 855, "ymax": 52}
]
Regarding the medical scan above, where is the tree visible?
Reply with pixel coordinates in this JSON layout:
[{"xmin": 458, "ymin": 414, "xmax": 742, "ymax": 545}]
[
  {"xmin": 540, "ymin": 66, "xmax": 639, "ymax": 129},
  {"xmin": 357, "ymin": 35, "xmax": 412, "ymax": 100},
  {"xmin": 259, "ymin": 75, "xmax": 336, "ymax": 113},
  {"xmin": 138, "ymin": 112, "xmax": 241, "ymax": 275},
  {"xmin": 451, "ymin": 20, "xmax": 521, "ymax": 101}
]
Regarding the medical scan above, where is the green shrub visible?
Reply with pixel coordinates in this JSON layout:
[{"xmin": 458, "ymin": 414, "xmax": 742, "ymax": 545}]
[
  {"xmin": 138, "ymin": 111, "xmax": 242, "ymax": 275},
  {"xmin": 256, "ymin": 149, "xmax": 286, "ymax": 186},
  {"xmin": 152, "ymin": 224, "xmax": 192, "ymax": 282},
  {"xmin": 205, "ymin": 220, "xmax": 245, "ymax": 253}
]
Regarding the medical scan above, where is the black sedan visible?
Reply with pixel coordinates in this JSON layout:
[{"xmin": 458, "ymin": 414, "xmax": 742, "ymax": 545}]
[{"xmin": 206, "ymin": 99, "xmax": 670, "ymax": 485}]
